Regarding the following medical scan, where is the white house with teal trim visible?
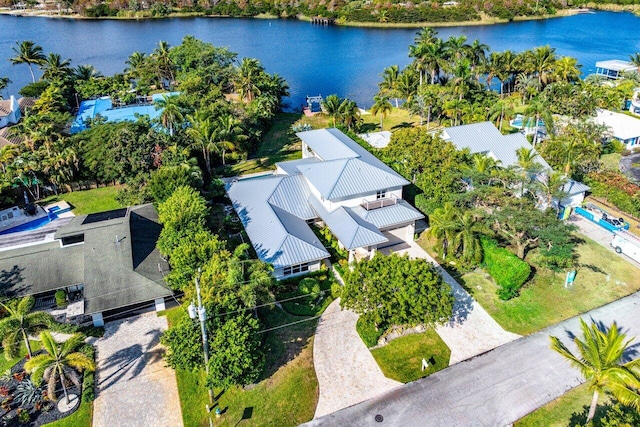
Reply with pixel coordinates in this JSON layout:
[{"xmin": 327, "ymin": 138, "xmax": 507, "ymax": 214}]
[
  {"xmin": 0, "ymin": 96, "xmax": 21, "ymax": 129},
  {"xmin": 226, "ymin": 128, "xmax": 424, "ymax": 279},
  {"xmin": 593, "ymin": 109, "xmax": 640, "ymax": 150}
]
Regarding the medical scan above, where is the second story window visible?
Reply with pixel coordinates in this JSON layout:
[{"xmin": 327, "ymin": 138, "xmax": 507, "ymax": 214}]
[{"xmin": 376, "ymin": 190, "xmax": 386, "ymax": 199}]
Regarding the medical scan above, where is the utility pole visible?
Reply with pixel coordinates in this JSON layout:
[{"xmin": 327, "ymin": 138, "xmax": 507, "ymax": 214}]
[{"xmin": 188, "ymin": 270, "xmax": 214, "ymax": 409}]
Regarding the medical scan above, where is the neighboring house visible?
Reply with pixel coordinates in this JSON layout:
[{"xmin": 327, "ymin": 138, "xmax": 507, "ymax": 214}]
[
  {"xmin": 227, "ymin": 128, "xmax": 424, "ymax": 279},
  {"xmin": 0, "ymin": 204, "xmax": 172, "ymax": 327},
  {"xmin": 594, "ymin": 60, "xmax": 637, "ymax": 80},
  {"xmin": 441, "ymin": 122, "xmax": 590, "ymax": 208},
  {"xmin": 593, "ymin": 109, "xmax": 640, "ymax": 150},
  {"xmin": 0, "ymin": 96, "xmax": 21, "ymax": 129},
  {"xmin": 359, "ymin": 131, "xmax": 392, "ymax": 149}
]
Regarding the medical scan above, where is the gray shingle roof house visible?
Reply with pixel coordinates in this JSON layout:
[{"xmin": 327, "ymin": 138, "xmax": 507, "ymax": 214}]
[
  {"xmin": 0, "ymin": 204, "xmax": 172, "ymax": 327},
  {"xmin": 441, "ymin": 122, "xmax": 590, "ymax": 208},
  {"xmin": 227, "ymin": 128, "xmax": 424, "ymax": 279}
]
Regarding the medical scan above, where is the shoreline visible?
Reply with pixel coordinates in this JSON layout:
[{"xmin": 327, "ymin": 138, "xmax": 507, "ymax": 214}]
[{"xmin": 0, "ymin": 7, "xmax": 617, "ymax": 28}]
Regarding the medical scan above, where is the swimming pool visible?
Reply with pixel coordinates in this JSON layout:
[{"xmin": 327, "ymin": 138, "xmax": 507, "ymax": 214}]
[
  {"xmin": 511, "ymin": 114, "xmax": 545, "ymax": 128},
  {"xmin": 71, "ymin": 92, "xmax": 178, "ymax": 134}
]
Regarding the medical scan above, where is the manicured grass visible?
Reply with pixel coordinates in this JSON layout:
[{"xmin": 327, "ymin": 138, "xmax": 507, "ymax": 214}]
[
  {"xmin": 0, "ymin": 340, "xmax": 43, "ymax": 374},
  {"xmin": 228, "ymin": 113, "xmax": 302, "ymax": 176},
  {"xmin": 360, "ymin": 107, "xmax": 417, "ymax": 132},
  {"xmin": 43, "ymin": 399, "xmax": 93, "ymax": 427},
  {"xmin": 371, "ymin": 329, "xmax": 451, "ymax": 383},
  {"xmin": 600, "ymin": 153, "xmax": 621, "ymax": 171},
  {"xmin": 515, "ymin": 383, "xmax": 613, "ymax": 427},
  {"xmin": 165, "ymin": 301, "xmax": 320, "ymax": 427},
  {"xmin": 41, "ymin": 186, "xmax": 122, "ymax": 215},
  {"xmin": 467, "ymin": 236, "xmax": 640, "ymax": 335}
]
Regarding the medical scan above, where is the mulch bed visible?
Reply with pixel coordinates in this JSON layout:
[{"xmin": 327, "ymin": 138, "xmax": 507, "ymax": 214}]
[{"xmin": 0, "ymin": 354, "xmax": 82, "ymax": 426}]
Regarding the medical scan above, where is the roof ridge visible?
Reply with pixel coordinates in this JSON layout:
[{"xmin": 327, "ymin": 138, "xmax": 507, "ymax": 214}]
[{"xmin": 326, "ymin": 159, "xmax": 351, "ymax": 199}]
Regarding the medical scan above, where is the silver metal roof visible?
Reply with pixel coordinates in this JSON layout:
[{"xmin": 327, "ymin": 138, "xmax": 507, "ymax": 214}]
[
  {"xmin": 309, "ymin": 196, "xmax": 387, "ymax": 250},
  {"xmin": 350, "ymin": 200, "xmax": 424, "ymax": 229},
  {"xmin": 297, "ymin": 157, "xmax": 408, "ymax": 201},
  {"xmin": 562, "ymin": 179, "xmax": 590, "ymax": 195},
  {"xmin": 296, "ymin": 128, "xmax": 360, "ymax": 160},
  {"xmin": 275, "ymin": 157, "xmax": 319, "ymax": 176},
  {"xmin": 227, "ymin": 175, "xmax": 329, "ymax": 269},
  {"xmin": 442, "ymin": 122, "xmax": 552, "ymax": 170}
]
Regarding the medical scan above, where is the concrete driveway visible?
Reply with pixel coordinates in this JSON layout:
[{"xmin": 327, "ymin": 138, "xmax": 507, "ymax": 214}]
[
  {"xmin": 568, "ymin": 214, "xmax": 640, "ymax": 269},
  {"xmin": 91, "ymin": 312, "xmax": 183, "ymax": 427}
]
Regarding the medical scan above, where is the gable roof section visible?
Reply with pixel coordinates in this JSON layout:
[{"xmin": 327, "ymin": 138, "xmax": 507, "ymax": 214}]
[
  {"xmin": 275, "ymin": 157, "xmax": 319, "ymax": 176},
  {"xmin": 227, "ymin": 175, "xmax": 329, "ymax": 269},
  {"xmin": 443, "ymin": 122, "xmax": 552, "ymax": 170},
  {"xmin": 296, "ymin": 128, "xmax": 360, "ymax": 160},
  {"xmin": 309, "ymin": 196, "xmax": 387, "ymax": 250},
  {"xmin": 562, "ymin": 179, "xmax": 590, "ymax": 196},
  {"xmin": 0, "ymin": 100, "xmax": 11, "ymax": 117},
  {"xmin": 298, "ymin": 157, "xmax": 408, "ymax": 200},
  {"xmin": 268, "ymin": 173, "xmax": 316, "ymax": 220},
  {"xmin": 350, "ymin": 200, "xmax": 424, "ymax": 229}
]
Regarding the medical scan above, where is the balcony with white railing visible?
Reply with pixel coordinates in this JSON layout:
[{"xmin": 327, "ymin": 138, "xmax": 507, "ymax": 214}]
[{"xmin": 362, "ymin": 194, "xmax": 399, "ymax": 211}]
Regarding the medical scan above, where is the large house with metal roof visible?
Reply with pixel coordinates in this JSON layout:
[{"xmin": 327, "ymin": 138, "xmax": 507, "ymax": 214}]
[
  {"xmin": 593, "ymin": 109, "xmax": 640, "ymax": 150},
  {"xmin": 227, "ymin": 128, "xmax": 424, "ymax": 279},
  {"xmin": 0, "ymin": 204, "xmax": 172, "ymax": 327},
  {"xmin": 441, "ymin": 122, "xmax": 590, "ymax": 208}
]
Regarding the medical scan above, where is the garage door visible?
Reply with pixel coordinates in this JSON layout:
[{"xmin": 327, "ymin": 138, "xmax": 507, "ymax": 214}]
[{"xmin": 379, "ymin": 226, "xmax": 409, "ymax": 248}]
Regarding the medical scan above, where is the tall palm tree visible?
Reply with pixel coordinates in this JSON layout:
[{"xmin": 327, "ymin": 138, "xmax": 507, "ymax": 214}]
[
  {"xmin": 73, "ymin": 64, "xmax": 102, "ymax": 81},
  {"xmin": 186, "ymin": 113, "xmax": 217, "ymax": 176},
  {"xmin": 125, "ymin": 51, "xmax": 147, "ymax": 79},
  {"xmin": 468, "ymin": 39, "xmax": 489, "ymax": 82},
  {"xmin": 236, "ymin": 58, "xmax": 264, "ymax": 103},
  {"xmin": 40, "ymin": 53, "xmax": 72, "ymax": 81},
  {"xmin": 539, "ymin": 171, "xmax": 567, "ymax": 210},
  {"xmin": 550, "ymin": 319, "xmax": 640, "ymax": 424},
  {"xmin": 515, "ymin": 147, "xmax": 543, "ymax": 196},
  {"xmin": 523, "ymin": 97, "xmax": 548, "ymax": 146},
  {"xmin": 426, "ymin": 202, "xmax": 458, "ymax": 258},
  {"xmin": 370, "ymin": 95, "xmax": 392, "ymax": 130},
  {"xmin": 153, "ymin": 41, "xmax": 175, "ymax": 86},
  {"xmin": 553, "ymin": 56, "xmax": 582, "ymax": 83},
  {"xmin": 321, "ymin": 94, "xmax": 342, "ymax": 127},
  {"xmin": 379, "ymin": 65, "xmax": 400, "ymax": 107},
  {"xmin": 154, "ymin": 95, "xmax": 184, "ymax": 137},
  {"xmin": 451, "ymin": 209, "xmax": 490, "ymax": 265},
  {"xmin": 0, "ymin": 296, "xmax": 53, "ymax": 360},
  {"xmin": 0, "ymin": 77, "xmax": 10, "ymax": 99},
  {"xmin": 528, "ymin": 45, "xmax": 557, "ymax": 88},
  {"xmin": 446, "ymin": 35, "xmax": 470, "ymax": 63},
  {"xmin": 10, "ymin": 41, "xmax": 46, "ymax": 83},
  {"xmin": 214, "ymin": 114, "xmax": 246, "ymax": 165},
  {"xmin": 422, "ymin": 38, "xmax": 449, "ymax": 85},
  {"xmin": 396, "ymin": 68, "xmax": 419, "ymax": 103},
  {"xmin": 25, "ymin": 331, "xmax": 95, "ymax": 404},
  {"xmin": 338, "ymin": 98, "xmax": 361, "ymax": 131}
]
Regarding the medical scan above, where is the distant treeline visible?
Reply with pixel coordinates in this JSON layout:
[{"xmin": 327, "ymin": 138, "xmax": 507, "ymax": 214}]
[{"xmin": 2, "ymin": 0, "xmax": 590, "ymax": 23}]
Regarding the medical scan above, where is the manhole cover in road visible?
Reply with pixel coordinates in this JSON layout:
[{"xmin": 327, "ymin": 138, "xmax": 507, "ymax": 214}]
[{"xmin": 375, "ymin": 414, "xmax": 384, "ymax": 422}]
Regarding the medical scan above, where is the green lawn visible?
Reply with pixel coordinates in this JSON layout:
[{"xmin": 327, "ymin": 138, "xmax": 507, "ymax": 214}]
[
  {"xmin": 360, "ymin": 107, "xmax": 418, "ymax": 132},
  {"xmin": 41, "ymin": 186, "xmax": 122, "ymax": 215},
  {"xmin": 465, "ymin": 236, "xmax": 640, "ymax": 335},
  {"xmin": 227, "ymin": 113, "xmax": 302, "ymax": 176},
  {"xmin": 371, "ymin": 329, "xmax": 451, "ymax": 383},
  {"xmin": 165, "ymin": 302, "xmax": 319, "ymax": 427},
  {"xmin": 515, "ymin": 383, "xmax": 614, "ymax": 427},
  {"xmin": 44, "ymin": 400, "xmax": 93, "ymax": 427},
  {"xmin": 600, "ymin": 153, "xmax": 621, "ymax": 171}
]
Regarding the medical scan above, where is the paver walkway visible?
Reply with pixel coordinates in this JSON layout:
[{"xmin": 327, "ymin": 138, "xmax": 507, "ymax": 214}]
[
  {"xmin": 305, "ymin": 289, "xmax": 640, "ymax": 426},
  {"xmin": 313, "ymin": 299, "xmax": 401, "ymax": 419},
  {"xmin": 381, "ymin": 241, "xmax": 520, "ymax": 364},
  {"xmin": 91, "ymin": 312, "xmax": 183, "ymax": 427}
]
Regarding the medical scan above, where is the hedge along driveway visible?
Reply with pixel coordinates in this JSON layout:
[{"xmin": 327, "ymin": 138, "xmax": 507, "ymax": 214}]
[{"xmin": 381, "ymin": 241, "xmax": 520, "ymax": 364}]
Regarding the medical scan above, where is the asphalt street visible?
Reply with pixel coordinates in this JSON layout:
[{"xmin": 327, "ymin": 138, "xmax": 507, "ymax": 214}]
[{"xmin": 304, "ymin": 290, "xmax": 640, "ymax": 427}]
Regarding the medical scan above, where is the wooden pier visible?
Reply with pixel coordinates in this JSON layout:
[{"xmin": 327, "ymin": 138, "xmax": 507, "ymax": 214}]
[{"xmin": 311, "ymin": 16, "xmax": 335, "ymax": 25}]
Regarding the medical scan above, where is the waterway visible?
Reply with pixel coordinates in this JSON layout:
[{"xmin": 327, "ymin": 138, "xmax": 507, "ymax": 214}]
[{"xmin": 0, "ymin": 12, "xmax": 639, "ymax": 109}]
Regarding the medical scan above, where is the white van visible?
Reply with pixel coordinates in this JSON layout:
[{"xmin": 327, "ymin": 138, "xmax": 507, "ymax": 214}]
[{"xmin": 611, "ymin": 231, "xmax": 640, "ymax": 263}]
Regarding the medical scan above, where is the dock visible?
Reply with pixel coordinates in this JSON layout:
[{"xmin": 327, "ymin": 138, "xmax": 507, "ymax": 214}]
[{"xmin": 311, "ymin": 16, "xmax": 335, "ymax": 25}]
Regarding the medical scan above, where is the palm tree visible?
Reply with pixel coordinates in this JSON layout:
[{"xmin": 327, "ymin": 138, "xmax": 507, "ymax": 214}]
[
  {"xmin": 154, "ymin": 95, "xmax": 184, "ymax": 137},
  {"xmin": 450, "ymin": 209, "xmax": 490, "ymax": 265},
  {"xmin": 25, "ymin": 331, "xmax": 95, "ymax": 404},
  {"xmin": 630, "ymin": 52, "xmax": 640, "ymax": 71},
  {"xmin": 236, "ymin": 58, "xmax": 264, "ymax": 103},
  {"xmin": 40, "ymin": 53, "xmax": 72, "ymax": 81},
  {"xmin": 371, "ymin": 95, "xmax": 392, "ymax": 130},
  {"xmin": 539, "ymin": 171, "xmax": 567, "ymax": 210},
  {"xmin": 422, "ymin": 38, "xmax": 449, "ymax": 85},
  {"xmin": 73, "ymin": 64, "xmax": 102, "ymax": 81},
  {"xmin": 186, "ymin": 113, "xmax": 217, "ymax": 176},
  {"xmin": 379, "ymin": 65, "xmax": 400, "ymax": 107},
  {"xmin": 0, "ymin": 77, "xmax": 10, "ymax": 99},
  {"xmin": 125, "ymin": 51, "xmax": 147, "ymax": 79},
  {"xmin": 396, "ymin": 68, "xmax": 419, "ymax": 103},
  {"xmin": 0, "ymin": 145, "xmax": 17, "ymax": 174},
  {"xmin": 153, "ymin": 41, "xmax": 175, "ymax": 87},
  {"xmin": 338, "ymin": 98, "xmax": 361, "ymax": 131},
  {"xmin": 0, "ymin": 296, "xmax": 53, "ymax": 360},
  {"xmin": 214, "ymin": 114, "xmax": 247, "ymax": 165},
  {"xmin": 321, "ymin": 94, "xmax": 342, "ymax": 127},
  {"xmin": 467, "ymin": 39, "xmax": 489, "ymax": 82},
  {"xmin": 528, "ymin": 45, "xmax": 557, "ymax": 88},
  {"xmin": 426, "ymin": 203, "xmax": 457, "ymax": 258},
  {"xmin": 515, "ymin": 147, "xmax": 543, "ymax": 196},
  {"xmin": 550, "ymin": 319, "xmax": 640, "ymax": 424},
  {"xmin": 523, "ymin": 97, "xmax": 548, "ymax": 146},
  {"xmin": 553, "ymin": 56, "xmax": 582, "ymax": 83},
  {"xmin": 445, "ymin": 35, "xmax": 470, "ymax": 63},
  {"xmin": 10, "ymin": 41, "xmax": 46, "ymax": 83}
]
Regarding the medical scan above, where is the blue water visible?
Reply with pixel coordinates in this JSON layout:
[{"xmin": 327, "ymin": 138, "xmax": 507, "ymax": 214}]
[
  {"xmin": 71, "ymin": 97, "xmax": 161, "ymax": 133},
  {"xmin": 1, "ymin": 12, "xmax": 639, "ymax": 108}
]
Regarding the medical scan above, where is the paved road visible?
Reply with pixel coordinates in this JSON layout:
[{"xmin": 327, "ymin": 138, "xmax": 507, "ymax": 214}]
[
  {"xmin": 304, "ymin": 289, "xmax": 640, "ymax": 427},
  {"xmin": 91, "ymin": 312, "xmax": 183, "ymax": 427},
  {"xmin": 313, "ymin": 299, "xmax": 401, "ymax": 418}
]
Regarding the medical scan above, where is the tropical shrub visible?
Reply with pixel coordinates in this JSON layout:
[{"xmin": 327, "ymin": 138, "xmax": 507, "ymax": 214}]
[
  {"xmin": 55, "ymin": 290, "xmax": 67, "ymax": 307},
  {"xmin": 584, "ymin": 171, "xmax": 640, "ymax": 218},
  {"xmin": 14, "ymin": 379, "xmax": 42, "ymax": 406},
  {"xmin": 298, "ymin": 278, "xmax": 320, "ymax": 295},
  {"xmin": 481, "ymin": 238, "xmax": 531, "ymax": 300},
  {"xmin": 356, "ymin": 313, "xmax": 385, "ymax": 348}
]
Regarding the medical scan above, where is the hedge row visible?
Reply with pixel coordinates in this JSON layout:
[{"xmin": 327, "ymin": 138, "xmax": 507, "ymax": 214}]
[
  {"xmin": 481, "ymin": 238, "xmax": 531, "ymax": 300},
  {"xmin": 584, "ymin": 171, "xmax": 640, "ymax": 218}
]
